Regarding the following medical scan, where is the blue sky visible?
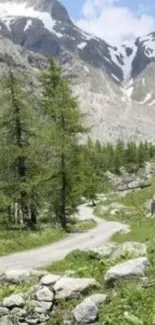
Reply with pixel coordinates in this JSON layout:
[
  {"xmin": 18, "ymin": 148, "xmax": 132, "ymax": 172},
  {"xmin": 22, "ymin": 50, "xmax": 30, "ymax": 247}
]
[
  {"xmin": 60, "ymin": 0, "xmax": 155, "ymax": 44},
  {"xmin": 60, "ymin": 0, "xmax": 155, "ymax": 19}
]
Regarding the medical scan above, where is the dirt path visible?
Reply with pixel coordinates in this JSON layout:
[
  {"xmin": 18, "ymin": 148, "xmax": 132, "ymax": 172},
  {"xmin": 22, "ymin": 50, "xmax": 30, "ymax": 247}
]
[{"xmin": 0, "ymin": 204, "xmax": 128, "ymax": 272}]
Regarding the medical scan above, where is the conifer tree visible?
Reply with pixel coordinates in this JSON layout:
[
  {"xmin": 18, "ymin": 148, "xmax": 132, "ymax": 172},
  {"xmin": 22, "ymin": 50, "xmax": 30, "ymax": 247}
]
[
  {"xmin": 40, "ymin": 60, "xmax": 86, "ymax": 229},
  {"xmin": 0, "ymin": 68, "xmax": 42, "ymax": 227}
]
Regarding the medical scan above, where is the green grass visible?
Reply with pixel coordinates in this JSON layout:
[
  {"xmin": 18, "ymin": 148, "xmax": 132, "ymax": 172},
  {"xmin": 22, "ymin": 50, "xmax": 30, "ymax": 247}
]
[
  {"xmin": 70, "ymin": 219, "xmax": 96, "ymax": 232},
  {"xmin": 43, "ymin": 184, "xmax": 155, "ymax": 325},
  {"xmin": 0, "ymin": 277, "xmax": 37, "ymax": 301},
  {"xmin": 45, "ymin": 249, "xmax": 111, "ymax": 282},
  {"xmin": 45, "ymin": 246, "xmax": 155, "ymax": 325},
  {"xmin": 0, "ymin": 227, "xmax": 66, "ymax": 256},
  {"xmin": 0, "ymin": 218, "xmax": 97, "ymax": 256},
  {"xmin": 96, "ymin": 183, "xmax": 155, "ymax": 244}
]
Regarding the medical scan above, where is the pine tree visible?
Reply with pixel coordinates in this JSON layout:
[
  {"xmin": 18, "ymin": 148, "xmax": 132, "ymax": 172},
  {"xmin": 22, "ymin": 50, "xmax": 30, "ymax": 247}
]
[
  {"xmin": 0, "ymin": 67, "xmax": 42, "ymax": 227},
  {"xmin": 40, "ymin": 60, "xmax": 86, "ymax": 229}
]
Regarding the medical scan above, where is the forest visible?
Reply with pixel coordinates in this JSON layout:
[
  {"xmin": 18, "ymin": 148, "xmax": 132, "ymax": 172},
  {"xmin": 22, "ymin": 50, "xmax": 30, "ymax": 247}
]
[{"xmin": 0, "ymin": 60, "xmax": 155, "ymax": 231}]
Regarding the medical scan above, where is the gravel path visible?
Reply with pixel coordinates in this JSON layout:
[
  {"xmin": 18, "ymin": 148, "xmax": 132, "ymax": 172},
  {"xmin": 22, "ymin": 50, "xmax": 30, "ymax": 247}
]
[{"xmin": 0, "ymin": 204, "xmax": 129, "ymax": 272}]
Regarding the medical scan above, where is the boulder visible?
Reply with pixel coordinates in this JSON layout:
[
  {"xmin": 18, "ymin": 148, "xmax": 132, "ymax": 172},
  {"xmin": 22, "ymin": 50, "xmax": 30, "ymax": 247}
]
[
  {"xmin": 3, "ymin": 293, "xmax": 25, "ymax": 308},
  {"xmin": 111, "ymin": 242, "xmax": 147, "ymax": 261},
  {"xmin": 4, "ymin": 269, "xmax": 32, "ymax": 283},
  {"xmin": 33, "ymin": 300, "xmax": 53, "ymax": 314},
  {"xmin": 84, "ymin": 294, "xmax": 108, "ymax": 307},
  {"xmin": 104, "ymin": 257, "xmax": 150, "ymax": 285},
  {"xmin": 40, "ymin": 274, "xmax": 61, "ymax": 286},
  {"xmin": 87, "ymin": 243, "xmax": 117, "ymax": 258},
  {"xmin": 73, "ymin": 299, "xmax": 98, "ymax": 324},
  {"xmin": 10, "ymin": 307, "xmax": 27, "ymax": 317},
  {"xmin": 0, "ymin": 315, "xmax": 13, "ymax": 325},
  {"xmin": 25, "ymin": 318, "xmax": 38, "ymax": 324},
  {"xmin": 0, "ymin": 307, "xmax": 9, "ymax": 316},
  {"xmin": 54, "ymin": 277, "xmax": 98, "ymax": 299},
  {"xmin": 36, "ymin": 286, "xmax": 54, "ymax": 302}
]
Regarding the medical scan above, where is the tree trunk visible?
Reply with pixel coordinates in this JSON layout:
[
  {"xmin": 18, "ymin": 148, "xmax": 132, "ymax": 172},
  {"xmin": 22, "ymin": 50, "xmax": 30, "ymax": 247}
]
[
  {"xmin": 60, "ymin": 152, "xmax": 67, "ymax": 229},
  {"xmin": 30, "ymin": 204, "xmax": 37, "ymax": 229},
  {"xmin": 9, "ymin": 69, "xmax": 28, "ymax": 221}
]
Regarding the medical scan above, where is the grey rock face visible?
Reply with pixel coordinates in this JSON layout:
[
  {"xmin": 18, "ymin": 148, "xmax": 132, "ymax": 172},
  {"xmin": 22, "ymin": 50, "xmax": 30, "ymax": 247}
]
[
  {"xmin": 104, "ymin": 257, "xmax": 150, "ymax": 285},
  {"xmin": 0, "ymin": 1, "xmax": 155, "ymax": 144}
]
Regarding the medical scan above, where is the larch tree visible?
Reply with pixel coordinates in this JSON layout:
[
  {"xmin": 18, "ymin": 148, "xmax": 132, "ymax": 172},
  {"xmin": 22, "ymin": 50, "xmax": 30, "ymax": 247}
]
[
  {"xmin": 40, "ymin": 60, "xmax": 86, "ymax": 229},
  {"xmin": 0, "ymin": 67, "xmax": 43, "ymax": 228}
]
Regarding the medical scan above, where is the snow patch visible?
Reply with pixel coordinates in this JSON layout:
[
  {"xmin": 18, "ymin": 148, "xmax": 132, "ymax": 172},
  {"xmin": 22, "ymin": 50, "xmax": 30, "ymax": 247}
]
[
  {"xmin": 140, "ymin": 34, "xmax": 155, "ymax": 58},
  {"xmin": 149, "ymin": 99, "xmax": 155, "ymax": 106},
  {"xmin": 24, "ymin": 19, "xmax": 32, "ymax": 31},
  {"xmin": 2, "ymin": 17, "xmax": 15, "ymax": 31},
  {"xmin": 103, "ymin": 56, "xmax": 111, "ymax": 64},
  {"xmin": 122, "ymin": 86, "xmax": 134, "ymax": 99},
  {"xmin": 84, "ymin": 65, "xmax": 89, "ymax": 73},
  {"xmin": 77, "ymin": 42, "xmax": 87, "ymax": 50},
  {"xmin": 109, "ymin": 44, "xmax": 137, "ymax": 83},
  {"xmin": 111, "ymin": 73, "xmax": 120, "ymax": 82},
  {"xmin": 0, "ymin": 1, "xmax": 56, "ymax": 33},
  {"xmin": 138, "ymin": 93, "xmax": 152, "ymax": 104},
  {"xmin": 53, "ymin": 31, "xmax": 63, "ymax": 38}
]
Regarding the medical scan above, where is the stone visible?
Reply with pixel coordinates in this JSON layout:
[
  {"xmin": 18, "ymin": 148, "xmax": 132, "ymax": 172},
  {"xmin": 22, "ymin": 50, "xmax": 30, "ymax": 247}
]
[
  {"xmin": 0, "ymin": 315, "xmax": 13, "ymax": 325},
  {"xmin": 38, "ymin": 314, "xmax": 50, "ymax": 322},
  {"xmin": 104, "ymin": 257, "xmax": 150, "ymax": 285},
  {"xmin": 54, "ymin": 277, "xmax": 98, "ymax": 299},
  {"xmin": 3, "ymin": 293, "xmax": 25, "ymax": 308},
  {"xmin": 4, "ymin": 269, "xmax": 32, "ymax": 283},
  {"xmin": 73, "ymin": 300, "xmax": 98, "ymax": 324},
  {"xmin": 111, "ymin": 242, "xmax": 147, "ymax": 261},
  {"xmin": 40, "ymin": 274, "xmax": 61, "ymax": 286},
  {"xmin": 10, "ymin": 307, "xmax": 27, "ymax": 317},
  {"xmin": 25, "ymin": 318, "xmax": 39, "ymax": 325},
  {"xmin": 36, "ymin": 286, "xmax": 54, "ymax": 302},
  {"xmin": 33, "ymin": 300, "xmax": 53, "ymax": 314},
  {"xmin": 84, "ymin": 294, "xmax": 108, "ymax": 307},
  {"xmin": 86, "ymin": 243, "xmax": 117, "ymax": 258},
  {"xmin": 0, "ymin": 307, "xmax": 9, "ymax": 316}
]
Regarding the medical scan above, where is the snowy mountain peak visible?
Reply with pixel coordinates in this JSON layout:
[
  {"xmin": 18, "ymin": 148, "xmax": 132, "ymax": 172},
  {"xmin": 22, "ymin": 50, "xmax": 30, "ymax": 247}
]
[
  {"xmin": 138, "ymin": 33, "xmax": 155, "ymax": 58},
  {"xmin": 0, "ymin": 0, "xmax": 72, "ymax": 33},
  {"xmin": 0, "ymin": 1, "xmax": 155, "ymax": 86}
]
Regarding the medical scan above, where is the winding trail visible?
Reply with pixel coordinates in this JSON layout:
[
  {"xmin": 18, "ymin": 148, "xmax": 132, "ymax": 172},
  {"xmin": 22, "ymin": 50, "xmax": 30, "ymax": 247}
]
[{"xmin": 0, "ymin": 204, "xmax": 128, "ymax": 272}]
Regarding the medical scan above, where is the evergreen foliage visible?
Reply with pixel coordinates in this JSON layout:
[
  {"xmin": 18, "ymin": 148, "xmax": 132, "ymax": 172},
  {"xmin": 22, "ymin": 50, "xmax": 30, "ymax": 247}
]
[
  {"xmin": 40, "ymin": 61, "xmax": 86, "ymax": 229},
  {"xmin": 0, "ymin": 60, "xmax": 154, "ymax": 231},
  {"xmin": 0, "ymin": 68, "xmax": 44, "ymax": 228}
]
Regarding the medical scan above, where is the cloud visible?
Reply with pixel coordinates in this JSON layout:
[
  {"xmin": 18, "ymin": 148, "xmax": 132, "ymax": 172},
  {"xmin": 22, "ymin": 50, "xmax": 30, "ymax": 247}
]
[{"xmin": 76, "ymin": 0, "xmax": 155, "ymax": 45}]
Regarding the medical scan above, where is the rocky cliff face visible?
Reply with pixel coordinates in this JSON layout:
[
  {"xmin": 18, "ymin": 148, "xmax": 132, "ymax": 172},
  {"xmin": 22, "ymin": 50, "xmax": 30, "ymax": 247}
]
[{"xmin": 0, "ymin": 0, "xmax": 155, "ymax": 143}]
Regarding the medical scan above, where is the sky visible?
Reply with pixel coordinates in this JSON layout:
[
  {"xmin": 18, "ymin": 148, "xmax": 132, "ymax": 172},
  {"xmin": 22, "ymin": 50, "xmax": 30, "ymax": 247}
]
[{"xmin": 60, "ymin": 0, "xmax": 155, "ymax": 45}]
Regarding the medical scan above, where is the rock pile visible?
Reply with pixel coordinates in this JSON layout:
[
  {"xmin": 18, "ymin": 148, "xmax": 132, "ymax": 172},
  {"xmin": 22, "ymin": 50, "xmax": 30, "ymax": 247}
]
[{"xmin": 0, "ymin": 272, "xmax": 98, "ymax": 325}]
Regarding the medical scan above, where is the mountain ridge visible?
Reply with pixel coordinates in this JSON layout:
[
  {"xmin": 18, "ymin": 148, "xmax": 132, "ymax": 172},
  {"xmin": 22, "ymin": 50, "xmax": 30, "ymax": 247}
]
[{"xmin": 0, "ymin": 0, "xmax": 155, "ymax": 143}]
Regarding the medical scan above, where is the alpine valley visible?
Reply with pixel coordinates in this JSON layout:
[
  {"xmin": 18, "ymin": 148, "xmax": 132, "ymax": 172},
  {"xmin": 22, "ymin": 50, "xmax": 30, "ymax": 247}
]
[{"xmin": 0, "ymin": 0, "xmax": 155, "ymax": 142}]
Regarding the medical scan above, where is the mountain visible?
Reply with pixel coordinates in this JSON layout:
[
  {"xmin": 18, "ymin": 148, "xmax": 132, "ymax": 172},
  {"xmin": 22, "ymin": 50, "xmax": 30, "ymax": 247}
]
[{"xmin": 0, "ymin": 0, "xmax": 155, "ymax": 143}]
